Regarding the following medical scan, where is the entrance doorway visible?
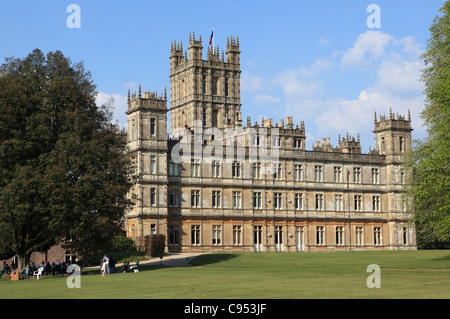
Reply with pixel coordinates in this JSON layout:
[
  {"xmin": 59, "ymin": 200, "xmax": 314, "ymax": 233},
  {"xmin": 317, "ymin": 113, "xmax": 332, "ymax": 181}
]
[
  {"xmin": 296, "ymin": 226, "xmax": 305, "ymax": 252},
  {"xmin": 275, "ymin": 226, "xmax": 283, "ymax": 251},
  {"xmin": 254, "ymin": 226, "xmax": 262, "ymax": 252}
]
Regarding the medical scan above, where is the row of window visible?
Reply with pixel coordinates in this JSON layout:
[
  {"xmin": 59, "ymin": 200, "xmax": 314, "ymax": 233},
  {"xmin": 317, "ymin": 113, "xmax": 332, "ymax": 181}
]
[
  {"xmin": 164, "ymin": 189, "xmax": 384, "ymax": 212},
  {"xmin": 185, "ymin": 160, "xmax": 397, "ymax": 184},
  {"xmin": 142, "ymin": 187, "xmax": 409, "ymax": 213},
  {"xmin": 379, "ymin": 136, "xmax": 406, "ymax": 153},
  {"xmin": 166, "ymin": 225, "xmax": 409, "ymax": 246},
  {"xmin": 129, "ymin": 118, "xmax": 156, "ymax": 139}
]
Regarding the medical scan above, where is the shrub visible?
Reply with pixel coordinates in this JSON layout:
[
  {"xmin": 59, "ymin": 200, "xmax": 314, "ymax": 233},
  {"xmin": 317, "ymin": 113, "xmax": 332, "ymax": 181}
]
[
  {"xmin": 137, "ymin": 234, "xmax": 166, "ymax": 257},
  {"xmin": 149, "ymin": 234, "xmax": 165, "ymax": 257},
  {"xmin": 111, "ymin": 235, "xmax": 136, "ymax": 252}
]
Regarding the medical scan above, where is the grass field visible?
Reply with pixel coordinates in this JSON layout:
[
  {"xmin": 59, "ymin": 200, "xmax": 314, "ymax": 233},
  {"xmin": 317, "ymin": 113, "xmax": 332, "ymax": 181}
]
[{"xmin": 1, "ymin": 250, "xmax": 449, "ymax": 299}]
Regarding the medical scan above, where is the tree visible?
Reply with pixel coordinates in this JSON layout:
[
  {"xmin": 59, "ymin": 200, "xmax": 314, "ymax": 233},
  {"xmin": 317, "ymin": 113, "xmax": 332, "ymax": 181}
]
[
  {"xmin": 0, "ymin": 49, "xmax": 130, "ymax": 270},
  {"xmin": 404, "ymin": 1, "xmax": 450, "ymax": 244}
]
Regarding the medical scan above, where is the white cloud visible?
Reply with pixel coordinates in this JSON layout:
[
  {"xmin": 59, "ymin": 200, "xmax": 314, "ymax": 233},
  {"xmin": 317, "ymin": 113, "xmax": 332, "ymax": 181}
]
[
  {"xmin": 341, "ymin": 31, "xmax": 394, "ymax": 70},
  {"xmin": 375, "ymin": 57, "xmax": 424, "ymax": 97},
  {"xmin": 278, "ymin": 31, "xmax": 425, "ymax": 149},
  {"xmin": 318, "ymin": 36, "xmax": 330, "ymax": 46},
  {"xmin": 253, "ymin": 94, "xmax": 280, "ymax": 104},
  {"xmin": 241, "ymin": 72, "xmax": 265, "ymax": 92},
  {"xmin": 95, "ymin": 91, "xmax": 128, "ymax": 129}
]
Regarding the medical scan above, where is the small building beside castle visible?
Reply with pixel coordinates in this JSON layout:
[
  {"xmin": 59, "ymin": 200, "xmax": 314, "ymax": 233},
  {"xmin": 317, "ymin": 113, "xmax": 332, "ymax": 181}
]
[{"xmin": 124, "ymin": 32, "xmax": 416, "ymax": 252}]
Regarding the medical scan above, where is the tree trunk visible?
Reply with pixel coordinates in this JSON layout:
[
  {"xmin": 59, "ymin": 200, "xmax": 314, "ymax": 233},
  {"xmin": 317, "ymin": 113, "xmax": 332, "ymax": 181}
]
[{"xmin": 16, "ymin": 252, "xmax": 31, "ymax": 273}]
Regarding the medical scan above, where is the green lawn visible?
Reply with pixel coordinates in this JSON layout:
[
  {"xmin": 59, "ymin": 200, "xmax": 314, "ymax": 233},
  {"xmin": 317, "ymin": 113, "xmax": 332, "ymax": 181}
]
[{"xmin": 1, "ymin": 250, "xmax": 449, "ymax": 299}]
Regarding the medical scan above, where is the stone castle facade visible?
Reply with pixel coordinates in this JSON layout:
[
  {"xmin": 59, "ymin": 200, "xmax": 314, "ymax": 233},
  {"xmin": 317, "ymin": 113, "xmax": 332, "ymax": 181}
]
[{"xmin": 124, "ymin": 32, "xmax": 416, "ymax": 252}]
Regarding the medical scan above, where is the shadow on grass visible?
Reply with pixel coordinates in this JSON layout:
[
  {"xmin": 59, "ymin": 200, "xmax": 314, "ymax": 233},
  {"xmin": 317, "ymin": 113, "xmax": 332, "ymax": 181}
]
[
  {"xmin": 432, "ymin": 254, "xmax": 450, "ymax": 261},
  {"xmin": 188, "ymin": 253, "xmax": 239, "ymax": 267}
]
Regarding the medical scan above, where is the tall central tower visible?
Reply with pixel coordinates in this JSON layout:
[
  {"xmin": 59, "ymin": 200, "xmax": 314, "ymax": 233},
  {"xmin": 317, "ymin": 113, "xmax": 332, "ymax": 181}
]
[{"xmin": 169, "ymin": 32, "xmax": 242, "ymax": 137}]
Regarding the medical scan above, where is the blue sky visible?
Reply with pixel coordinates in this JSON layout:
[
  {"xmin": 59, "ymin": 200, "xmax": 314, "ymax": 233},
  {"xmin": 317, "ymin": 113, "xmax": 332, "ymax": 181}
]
[{"xmin": 1, "ymin": 0, "xmax": 446, "ymax": 151}]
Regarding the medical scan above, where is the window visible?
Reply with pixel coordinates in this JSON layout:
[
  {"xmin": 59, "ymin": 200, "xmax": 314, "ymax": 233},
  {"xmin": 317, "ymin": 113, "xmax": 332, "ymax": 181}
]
[
  {"xmin": 212, "ymin": 225, "xmax": 221, "ymax": 245},
  {"xmin": 334, "ymin": 194, "xmax": 343, "ymax": 211},
  {"xmin": 191, "ymin": 190, "xmax": 200, "ymax": 208},
  {"xmin": 354, "ymin": 195, "xmax": 362, "ymax": 211},
  {"xmin": 355, "ymin": 227, "xmax": 363, "ymax": 246},
  {"xmin": 273, "ymin": 137, "xmax": 281, "ymax": 148},
  {"xmin": 273, "ymin": 163, "xmax": 282, "ymax": 179},
  {"xmin": 274, "ymin": 192, "xmax": 282, "ymax": 209},
  {"xmin": 252, "ymin": 162, "xmax": 261, "ymax": 179},
  {"xmin": 212, "ymin": 191, "xmax": 221, "ymax": 208},
  {"xmin": 316, "ymin": 226, "xmax": 325, "ymax": 245},
  {"xmin": 233, "ymin": 225, "xmax": 242, "ymax": 245},
  {"xmin": 169, "ymin": 225, "xmax": 179, "ymax": 245},
  {"xmin": 334, "ymin": 166, "xmax": 341, "ymax": 182},
  {"xmin": 169, "ymin": 160, "xmax": 179, "ymax": 176},
  {"xmin": 254, "ymin": 226, "xmax": 262, "ymax": 246},
  {"xmin": 150, "ymin": 155, "xmax": 156, "ymax": 174},
  {"xmin": 399, "ymin": 136, "xmax": 404, "ymax": 152},
  {"xmin": 203, "ymin": 108, "xmax": 207, "ymax": 127},
  {"xmin": 150, "ymin": 118, "xmax": 156, "ymax": 136},
  {"xmin": 381, "ymin": 137, "xmax": 385, "ymax": 152},
  {"xmin": 150, "ymin": 188, "xmax": 156, "ymax": 206},
  {"xmin": 212, "ymin": 160, "xmax": 220, "ymax": 177},
  {"xmin": 232, "ymin": 191, "xmax": 241, "ymax": 209},
  {"xmin": 372, "ymin": 195, "xmax": 380, "ymax": 212},
  {"xmin": 203, "ymin": 76, "xmax": 207, "ymax": 94},
  {"xmin": 294, "ymin": 138, "xmax": 302, "ymax": 149},
  {"xmin": 294, "ymin": 164, "xmax": 302, "ymax": 181},
  {"xmin": 225, "ymin": 78, "xmax": 229, "ymax": 96},
  {"xmin": 169, "ymin": 190, "xmax": 179, "ymax": 207},
  {"xmin": 314, "ymin": 165, "xmax": 323, "ymax": 182},
  {"xmin": 150, "ymin": 224, "xmax": 156, "ymax": 235},
  {"xmin": 232, "ymin": 161, "xmax": 241, "ymax": 178},
  {"xmin": 191, "ymin": 160, "xmax": 200, "ymax": 177},
  {"xmin": 212, "ymin": 77, "xmax": 218, "ymax": 95},
  {"xmin": 400, "ymin": 171, "xmax": 405, "ymax": 184},
  {"xmin": 131, "ymin": 119, "xmax": 136, "ymax": 139},
  {"xmin": 254, "ymin": 136, "xmax": 261, "ymax": 146},
  {"xmin": 336, "ymin": 227, "xmax": 344, "ymax": 245},
  {"xmin": 353, "ymin": 167, "xmax": 361, "ymax": 183},
  {"xmin": 191, "ymin": 225, "xmax": 201, "ymax": 245},
  {"xmin": 275, "ymin": 226, "xmax": 283, "ymax": 245},
  {"xmin": 294, "ymin": 193, "xmax": 303, "ymax": 210},
  {"xmin": 65, "ymin": 250, "xmax": 77, "ymax": 264},
  {"xmin": 253, "ymin": 191, "xmax": 262, "ymax": 209},
  {"xmin": 374, "ymin": 227, "xmax": 382, "ymax": 245},
  {"xmin": 372, "ymin": 168, "xmax": 379, "ymax": 184},
  {"xmin": 402, "ymin": 227, "xmax": 408, "ymax": 245},
  {"xmin": 315, "ymin": 194, "xmax": 324, "ymax": 210}
]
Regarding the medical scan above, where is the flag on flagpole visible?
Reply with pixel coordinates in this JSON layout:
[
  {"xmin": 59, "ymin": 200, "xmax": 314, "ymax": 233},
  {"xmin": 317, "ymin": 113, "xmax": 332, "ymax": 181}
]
[{"xmin": 209, "ymin": 27, "xmax": 214, "ymax": 46}]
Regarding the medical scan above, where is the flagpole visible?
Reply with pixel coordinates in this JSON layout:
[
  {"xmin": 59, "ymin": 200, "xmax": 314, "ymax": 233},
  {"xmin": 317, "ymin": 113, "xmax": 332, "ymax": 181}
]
[{"xmin": 213, "ymin": 27, "xmax": 215, "ymax": 51}]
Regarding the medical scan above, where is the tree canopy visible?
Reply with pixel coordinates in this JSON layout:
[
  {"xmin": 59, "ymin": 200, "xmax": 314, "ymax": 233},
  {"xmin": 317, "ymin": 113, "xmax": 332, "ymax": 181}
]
[
  {"xmin": 0, "ymin": 49, "xmax": 130, "ymax": 269},
  {"xmin": 404, "ymin": 1, "xmax": 450, "ymax": 245}
]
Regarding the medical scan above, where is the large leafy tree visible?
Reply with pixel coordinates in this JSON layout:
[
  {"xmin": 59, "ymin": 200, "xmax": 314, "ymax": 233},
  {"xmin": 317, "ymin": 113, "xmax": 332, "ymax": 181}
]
[
  {"xmin": 0, "ymin": 49, "xmax": 130, "ymax": 270},
  {"xmin": 404, "ymin": 1, "xmax": 450, "ymax": 245}
]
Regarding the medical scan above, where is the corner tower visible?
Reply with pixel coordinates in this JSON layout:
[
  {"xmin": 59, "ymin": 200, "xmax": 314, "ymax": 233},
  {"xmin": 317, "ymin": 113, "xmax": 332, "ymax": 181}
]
[
  {"xmin": 125, "ymin": 85, "xmax": 168, "ymax": 241},
  {"xmin": 169, "ymin": 32, "xmax": 242, "ymax": 137},
  {"xmin": 373, "ymin": 108, "xmax": 413, "ymax": 158}
]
